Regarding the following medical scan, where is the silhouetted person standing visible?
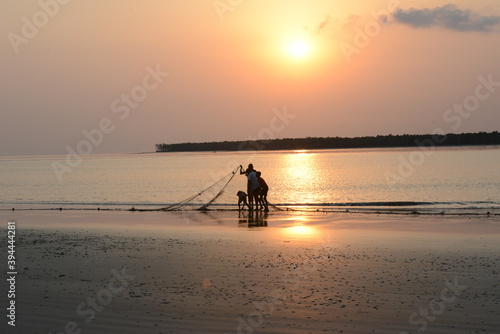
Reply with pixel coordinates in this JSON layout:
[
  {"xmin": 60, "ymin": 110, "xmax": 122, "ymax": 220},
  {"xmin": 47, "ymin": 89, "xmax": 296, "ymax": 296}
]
[
  {"xmin": 240, "ymin": 164, "xmax": 260, "ymax": 210},
  {"xmin": 256, "ymin": 171, "xmax": 269, "ymax": 211}
]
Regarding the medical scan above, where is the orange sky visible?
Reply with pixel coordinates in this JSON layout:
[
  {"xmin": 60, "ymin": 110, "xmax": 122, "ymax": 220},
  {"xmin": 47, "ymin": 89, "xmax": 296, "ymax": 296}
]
[{"xmin": 1, "ymin": 0, "xmax": 500, "ymax": 155}]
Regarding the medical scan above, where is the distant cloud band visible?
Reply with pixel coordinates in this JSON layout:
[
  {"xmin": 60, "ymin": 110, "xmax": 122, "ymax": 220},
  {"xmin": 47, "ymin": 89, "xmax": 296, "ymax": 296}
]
[{"xmin": 393, "ymin": 4, "xmax": 500, "ymax": 32}]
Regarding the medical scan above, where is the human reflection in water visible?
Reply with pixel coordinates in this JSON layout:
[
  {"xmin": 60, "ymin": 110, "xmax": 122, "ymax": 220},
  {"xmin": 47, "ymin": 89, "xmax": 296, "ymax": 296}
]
[{"xmin": 238, "ymin": 210, "xmax": 268, "ymax": 228}]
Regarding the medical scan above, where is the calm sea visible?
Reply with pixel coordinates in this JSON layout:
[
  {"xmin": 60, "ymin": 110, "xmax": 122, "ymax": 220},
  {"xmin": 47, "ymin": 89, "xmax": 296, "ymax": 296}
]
[{"xmin": 1, "ymin": 146, "xmax": 499, "ymax": 214}]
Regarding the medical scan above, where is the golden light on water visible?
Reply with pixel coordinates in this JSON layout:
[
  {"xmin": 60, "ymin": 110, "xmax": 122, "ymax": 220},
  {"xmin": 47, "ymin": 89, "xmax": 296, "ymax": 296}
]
[
  {"xmin": 281, "ymin": 216, "xmax": 321, "ymax": 240},
  {"xmin": 286, "ymin": 225, "xmax": 315, "ymax": 236},
  {"xmin": 280, "ymin": 151, "xmax": 322, "ymax": 204},
  {"xmin": 281, "ymin": 223, "xmax": 322, "ymax": 242}
]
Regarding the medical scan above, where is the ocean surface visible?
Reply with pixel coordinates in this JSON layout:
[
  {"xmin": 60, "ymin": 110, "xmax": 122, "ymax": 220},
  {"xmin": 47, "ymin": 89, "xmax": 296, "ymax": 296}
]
[{"xmin": 1, "ymin": 146, "xmax": 499, "ymax": 214}]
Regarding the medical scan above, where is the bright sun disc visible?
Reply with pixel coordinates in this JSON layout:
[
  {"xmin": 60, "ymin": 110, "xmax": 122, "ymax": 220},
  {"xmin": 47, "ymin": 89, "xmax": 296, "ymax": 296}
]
[{"xmin": 288, "ymin": 40, "xmax": 309, "ymax": 58}]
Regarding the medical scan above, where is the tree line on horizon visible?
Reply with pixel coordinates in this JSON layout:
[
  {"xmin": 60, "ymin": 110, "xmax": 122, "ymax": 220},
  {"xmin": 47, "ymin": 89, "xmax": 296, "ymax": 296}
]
[{"xmin": 155, "ymin": 131, "xmax": 500, "ymax": 153}]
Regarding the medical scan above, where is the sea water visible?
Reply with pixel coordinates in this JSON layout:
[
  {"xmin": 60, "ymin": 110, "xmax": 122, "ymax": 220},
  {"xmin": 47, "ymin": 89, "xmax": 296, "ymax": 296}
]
[{"xmin": 0, "ymin": 146, "xmax": 499, "ymax": 214}]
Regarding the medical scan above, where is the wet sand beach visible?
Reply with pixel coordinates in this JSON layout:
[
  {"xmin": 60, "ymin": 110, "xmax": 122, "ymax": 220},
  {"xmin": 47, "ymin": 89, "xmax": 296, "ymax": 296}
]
[{"xmin": 1, "ymin": 210, "xmax": 499, "ymax": 334}]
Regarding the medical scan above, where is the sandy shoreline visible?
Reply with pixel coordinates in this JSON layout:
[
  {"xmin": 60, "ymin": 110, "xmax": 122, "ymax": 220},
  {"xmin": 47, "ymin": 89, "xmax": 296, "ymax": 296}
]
[{"xmin": 1, "ymin": 210, "xmax": 499, "ymax": 334}]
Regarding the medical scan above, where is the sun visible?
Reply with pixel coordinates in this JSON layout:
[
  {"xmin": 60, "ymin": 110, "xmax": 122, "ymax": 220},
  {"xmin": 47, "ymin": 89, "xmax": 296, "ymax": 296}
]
[
  {"xmin": 288, "ymin": 40, "xmax": 310, "ymax": 59},
  {"xmin": 267, "ymin": 34, "xmax": 331, "ymax": 77}
]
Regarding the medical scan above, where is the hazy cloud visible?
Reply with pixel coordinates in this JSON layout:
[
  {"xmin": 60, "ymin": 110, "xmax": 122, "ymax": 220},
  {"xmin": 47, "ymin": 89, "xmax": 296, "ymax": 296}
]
[
  {"xmin": 317, "ymin": 14, "xmax": 333, "ymax": 33},
  {"xmin": 393, "ymin": 4, "xmax": 500, "ymax": 32},
  {"xmin": 305, "ymin": 14, "xmax": 333, "ymax": 34}
]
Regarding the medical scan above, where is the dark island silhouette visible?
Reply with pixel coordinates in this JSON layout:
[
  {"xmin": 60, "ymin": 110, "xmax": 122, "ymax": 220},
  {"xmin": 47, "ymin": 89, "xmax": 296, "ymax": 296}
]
[{"xmin": 156, "ymin": 131, "xmax": 500, "ymax": 153}]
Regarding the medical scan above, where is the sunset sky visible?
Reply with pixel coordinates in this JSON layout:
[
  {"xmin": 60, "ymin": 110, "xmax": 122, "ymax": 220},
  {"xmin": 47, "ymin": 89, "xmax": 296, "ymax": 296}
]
[{"xmin": 1, "ymin": 0, "xmax": 500, "ymax": 156}]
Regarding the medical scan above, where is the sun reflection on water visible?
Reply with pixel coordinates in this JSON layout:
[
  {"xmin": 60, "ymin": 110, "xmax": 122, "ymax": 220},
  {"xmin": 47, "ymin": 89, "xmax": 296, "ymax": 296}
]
[
  {"xmin": 285, "ymin": 225, "xmax": 316, "ymax": 236},
  {"xmin": 281, "ymin": 216, "xmax": 321, "ymax": 241},
  {"xmin": 280, "ymin": 151, "xmax": 323, "ymax": 204}
]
